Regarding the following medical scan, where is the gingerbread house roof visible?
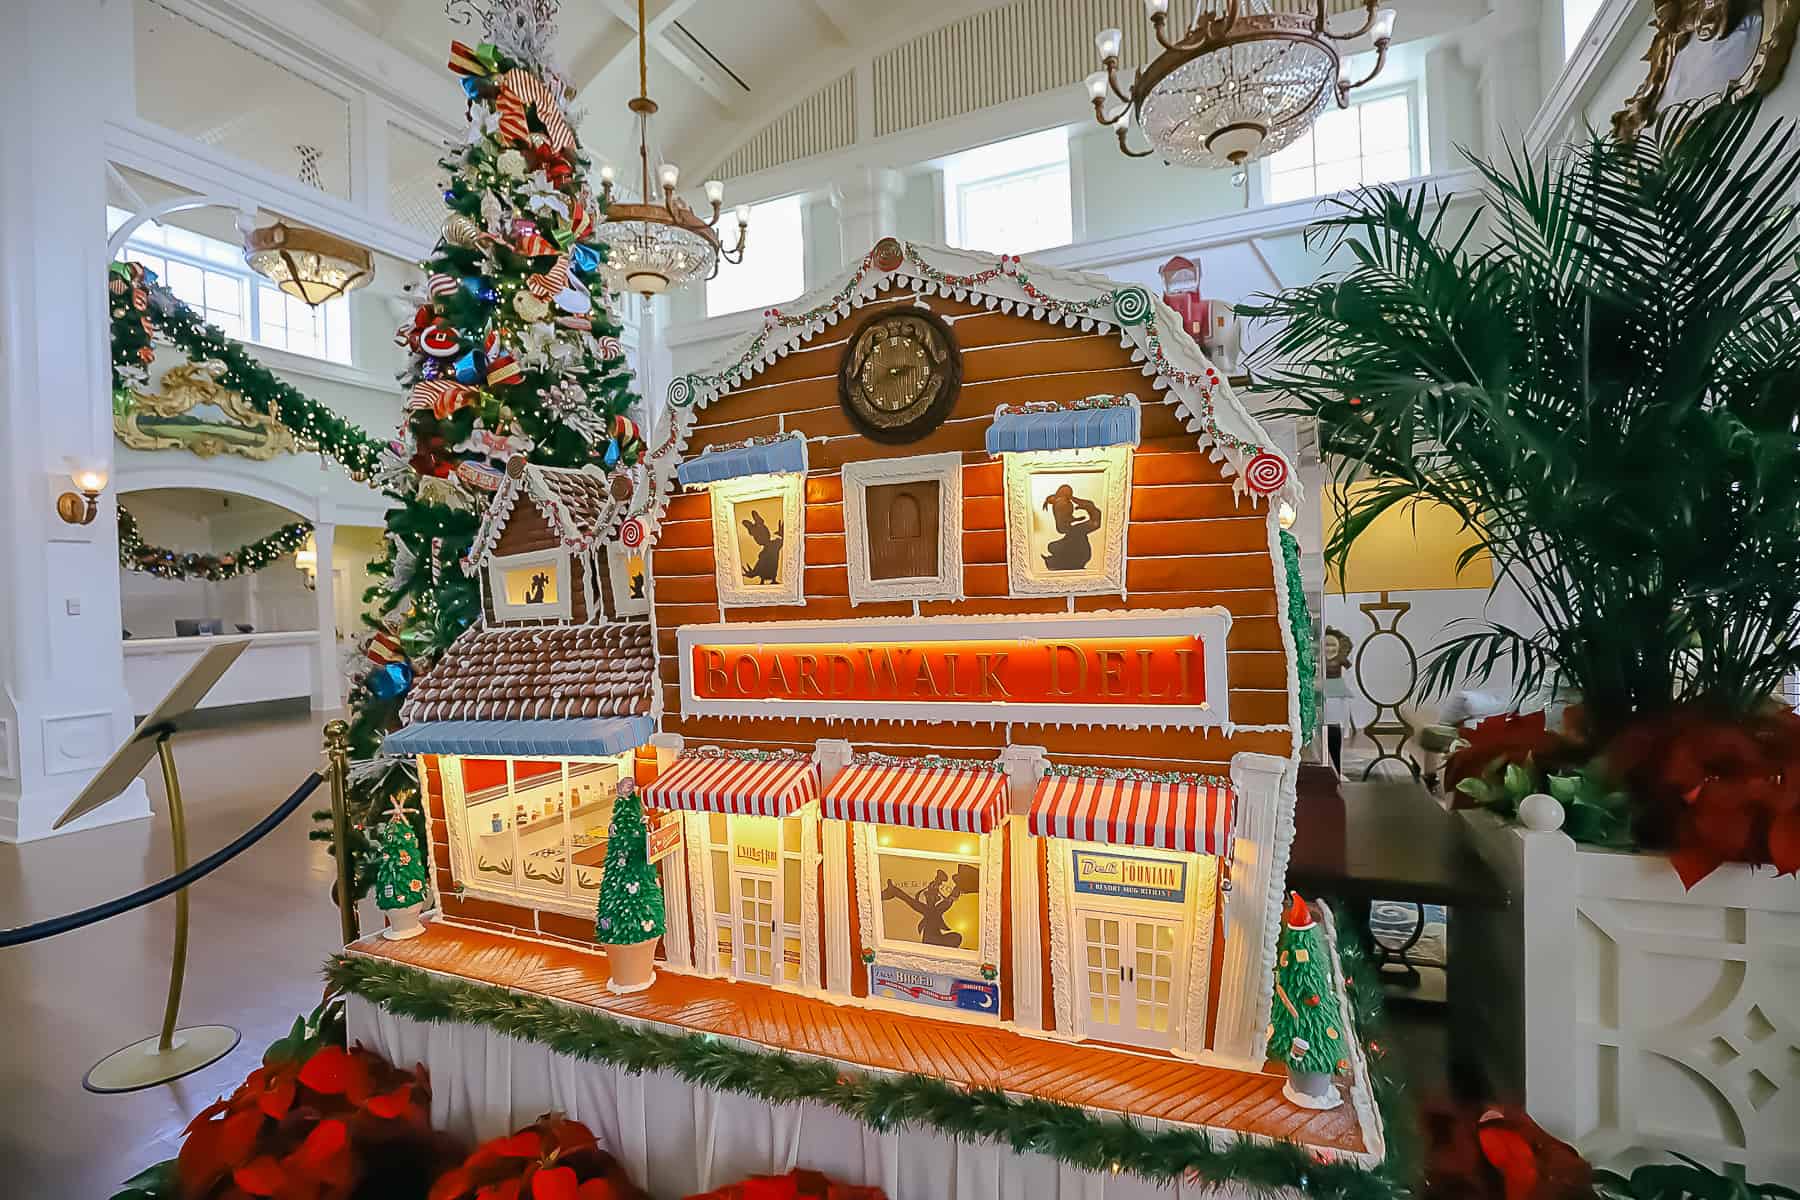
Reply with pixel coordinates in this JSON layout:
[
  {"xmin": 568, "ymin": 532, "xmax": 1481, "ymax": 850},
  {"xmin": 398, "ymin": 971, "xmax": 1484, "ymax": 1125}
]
[
  {"xmin": 465, "ymin": 461, "xmax": 623, "ymax": 569},
  {"xmin": 623, "ymin": 238, "xmax": 1298, "ymax": 546},
  {"xmin": 397, "ymin": 621, "xmax": 655, "ymax": 723}
]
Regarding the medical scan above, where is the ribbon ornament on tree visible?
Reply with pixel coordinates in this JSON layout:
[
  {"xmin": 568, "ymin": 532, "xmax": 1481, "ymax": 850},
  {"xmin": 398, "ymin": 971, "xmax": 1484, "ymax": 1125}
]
[
  {"xmin": 526, "ymin": 255, "xmax": 570, "ymax": 300},
  {"xmin": 407, "ymin": 379, "xmax": 476, "ymax": 419},
  {"xmin": 494, "ymin": 69, "xmax": 575, "ymax": 155}
]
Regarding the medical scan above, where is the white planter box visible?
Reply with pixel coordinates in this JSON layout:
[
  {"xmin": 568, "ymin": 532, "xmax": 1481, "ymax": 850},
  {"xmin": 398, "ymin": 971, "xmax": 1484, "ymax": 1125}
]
[{"xmin": 1457, "ymin": 811, "xmax": 1800, "ymax": 1185}]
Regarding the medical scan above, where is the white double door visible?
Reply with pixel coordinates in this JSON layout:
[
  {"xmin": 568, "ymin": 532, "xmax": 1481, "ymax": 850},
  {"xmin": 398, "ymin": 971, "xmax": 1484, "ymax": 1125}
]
[{"xmin": 1076, "ymin": 907, "xmax": 1185, "ymax": 1050}]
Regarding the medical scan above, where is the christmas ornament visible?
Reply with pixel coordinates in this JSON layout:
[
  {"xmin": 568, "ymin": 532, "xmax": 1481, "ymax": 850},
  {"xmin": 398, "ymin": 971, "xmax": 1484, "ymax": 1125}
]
[
  {"xmin": 571, "ymin": 243, "xmax": 600, "ymax": 274},
  {"xmin": 495, "ymin": 68, "xmax": 575, "ymax": 153},
  {"xmin": 455, "ymin": 460, "xmax": 505, "ymax": 492},
  {"xmin": 366, "ymin": 660, "xmax": 415, "ymax": 700},
  {"xmin": 553, "ymin": 284, "xmax": 591, "ymax": 314},
  {"xmin": 461, "ymin": 276, "xmax": 499, "ymax": 303},
  {"xmin": 486, "ymin": 351, "xmax": 522, "ymax": 387},
  {"xmin": 496, "ymin": 148, "xmax": 527, "ymax": 176},
  {"xmin": 513, "ymin": 291, "xmax": 550, "ymax": 322},
  {"xmin": 420, "ymin": 325, "xmax": 462, "ymax": 357},
  {"xmin": 526, "ymin": 254, "xmax": 570, "ymax": 300},
  {"xmin": 443, "ymin": 213, "xmax": 486, "ymax": 249},
  {"xmin": 1244, "ymin": 451, "xmax": 1290, "ymax": 496},
  {"xmin": 451, "ymin": 349, "xmax": 487, "ymax": 384},
  {"xmin": 426, "ymin": 273, "xmax": 460, "ymax": 298}
]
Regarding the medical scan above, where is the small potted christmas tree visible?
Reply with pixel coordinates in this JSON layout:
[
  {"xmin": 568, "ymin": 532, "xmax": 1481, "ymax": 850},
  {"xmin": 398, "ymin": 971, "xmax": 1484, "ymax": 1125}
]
[
  {"xmin": 1266, "ymin": 892, "xmax": 1347, "ymax": 1109},
  {"xmin": 595, "ymin": 777, "xmax": 665, "ymax": 993},
  {"xmin": 374, "ymin": 801, "xmax": 430, "ymax": 941}
]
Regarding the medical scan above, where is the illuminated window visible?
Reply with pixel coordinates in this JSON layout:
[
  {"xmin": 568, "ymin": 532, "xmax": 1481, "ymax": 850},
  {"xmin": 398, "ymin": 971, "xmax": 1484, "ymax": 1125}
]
[
  {"xmin": 706, "ymin": 193, "xmax": 806, "ymax": 318},
  {"xmin": 488, "ymin": 549, "xmax": 572, "ymax": 622},
  {"xmin": 451, "ymin": 755, "xmax": 630, "ymax": 909},
  {"xmin": 107, "ymin": 206, "xmax": 353, "ymax": 365},
  {"xmin": 871, "ymin": 825, "xmax": 984, "ymax": 960},
  {"xmin": 706, "ymin": 813, "xmax": 806, "ymax": 985},
  {"xmin": 1264, "ymin": 89, "xmax": 1420, "ymax": 204},
  {"xmin": 944, "ymin": 129, "xmax": 1073, "ymax": 255}
]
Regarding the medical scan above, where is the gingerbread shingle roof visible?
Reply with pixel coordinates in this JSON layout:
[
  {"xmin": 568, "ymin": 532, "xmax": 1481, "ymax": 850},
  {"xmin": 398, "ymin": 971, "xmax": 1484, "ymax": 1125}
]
[
  {"xmin": 399, "ymin": 622, "xmax": 655, "ymax": 723},
  {"xmin": 466, "ymin": 463, "xmax": 621, "ymax": 568}
]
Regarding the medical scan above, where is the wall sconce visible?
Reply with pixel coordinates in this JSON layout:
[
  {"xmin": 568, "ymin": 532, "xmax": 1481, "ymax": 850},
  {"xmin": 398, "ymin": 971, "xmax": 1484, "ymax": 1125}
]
[
  {"xmin": 294, "ymin": 536, "xmax": 318, "ymax": 589},
  {"xmin": 56, "ymin": 463, "xmax": 109, "ymax": 526}
]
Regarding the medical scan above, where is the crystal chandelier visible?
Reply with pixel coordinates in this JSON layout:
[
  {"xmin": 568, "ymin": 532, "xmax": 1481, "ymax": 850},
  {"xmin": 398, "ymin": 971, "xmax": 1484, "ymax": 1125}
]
[
  {"xmin": 243, "ymin": 219, "xmax": 374, "ymax": 306},
  {"xmin": 1088, "ymin": 0, "xmax": 1396, "ymax": 169},
  {"xmin": 593, "ymin": 0, "xmax": 748, "ymax": 297}
]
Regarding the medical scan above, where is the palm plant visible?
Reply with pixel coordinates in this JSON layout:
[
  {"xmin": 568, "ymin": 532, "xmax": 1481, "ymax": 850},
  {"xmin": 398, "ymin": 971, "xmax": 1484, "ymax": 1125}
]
[{"xmin": 1250, "ymin": 99, "xmax": 1800, "ymax": 744}]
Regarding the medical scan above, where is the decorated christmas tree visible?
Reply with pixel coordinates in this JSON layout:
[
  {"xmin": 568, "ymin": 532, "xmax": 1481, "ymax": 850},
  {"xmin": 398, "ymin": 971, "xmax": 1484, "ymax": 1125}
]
[
  {"xmin": 316, "ymin": 0, "xmax": 644, "ymax": 895},
  {"xmin": 1266, "ymin": 893, "xmax": 1347, "ymax": 1105},
  {"xmin": 596, "ymin": 780, "xmax": 665, "ymax": 947},
  {"xmin": 374, "ymin": 805, "xmax": 430, "ymax": 913}
]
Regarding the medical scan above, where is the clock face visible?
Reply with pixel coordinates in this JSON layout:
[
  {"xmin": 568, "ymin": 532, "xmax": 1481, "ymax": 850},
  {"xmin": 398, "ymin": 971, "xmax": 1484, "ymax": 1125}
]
[{"xmin": 838, "ymin": 310, "xmax": 961, "ymax": 444}]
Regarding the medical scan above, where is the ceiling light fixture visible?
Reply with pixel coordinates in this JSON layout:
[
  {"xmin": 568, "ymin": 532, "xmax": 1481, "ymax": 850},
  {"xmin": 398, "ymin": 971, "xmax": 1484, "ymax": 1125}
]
[
  {"xmin": 593, "ymin": 0, "xmax": 748, "ymax": 297},
  {"xmin": 242, "ymin": 219, "xmax": 374, "ymax": 306},
  {"xmin": 1088, "ymin": 0, "xmax": 1396, "ymax": 168}
]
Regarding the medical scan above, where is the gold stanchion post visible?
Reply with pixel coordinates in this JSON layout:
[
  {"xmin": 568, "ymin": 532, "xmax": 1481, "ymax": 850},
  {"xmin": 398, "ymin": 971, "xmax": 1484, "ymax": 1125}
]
[{"xmin": 324, "ymin": 720, "xmax": 360, "ymax": 947}]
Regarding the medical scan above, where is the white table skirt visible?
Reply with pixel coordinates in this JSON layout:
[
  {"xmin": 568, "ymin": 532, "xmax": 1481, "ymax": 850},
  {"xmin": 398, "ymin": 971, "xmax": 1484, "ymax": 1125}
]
[{"xmin": 349, "ymin": 997, "xmax": 1280, "ymax": 1200}]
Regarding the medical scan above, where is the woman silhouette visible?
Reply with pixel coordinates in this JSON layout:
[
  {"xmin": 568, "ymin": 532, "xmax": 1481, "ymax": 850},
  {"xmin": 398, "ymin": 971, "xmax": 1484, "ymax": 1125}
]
[{"xmin": 1041, "ymin": 484, "xmax": 1103, "ymax": 571}]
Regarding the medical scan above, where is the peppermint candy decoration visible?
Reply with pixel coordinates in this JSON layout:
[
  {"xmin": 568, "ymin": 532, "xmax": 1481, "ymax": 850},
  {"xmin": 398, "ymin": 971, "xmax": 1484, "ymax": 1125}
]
[
  {"xmin": 426, "ymin": 273, "xmax": 460, "ymax": 298},
  {"xmin": 420, "ymin": 325, "xmax": 461, "ymax": 358},
  {"xmin": 1243, "ymin": 451, "xmax": 1290, "ymax": 496},
  {"xmin": 667, "ymin": 374, "xmax": 696, "ymax": 408},
  {"xmin": 597, "ymin": 335, "xmax": 625, "ymax": 362},
  {"xmin": 618, "ymin": 517, "xmax": 647, "ymax": 549},
  {"xmin": 1111, "ymin": 285, "xmax": 1153, "ymax": 326},
  {"xmin": 872, "ymin": 237, "xmax": 905, "ymax": 272}
]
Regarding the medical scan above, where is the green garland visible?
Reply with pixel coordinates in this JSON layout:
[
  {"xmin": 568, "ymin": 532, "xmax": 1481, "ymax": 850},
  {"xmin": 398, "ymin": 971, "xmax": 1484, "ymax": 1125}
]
[
  {"xmin": 117, "ymin": 503, "xmax": 314, "ymax": 582},
  {"xmin": 325, "ymin": 918, "xmax": 1413, "ymax": 1198},
  {"xmin": 108, "ymin": 261, "xmax": 385, "ymax": 478},
  {"xmin": 1282, "ymin": 529, "xmax": 1319, "ymax": 745}
]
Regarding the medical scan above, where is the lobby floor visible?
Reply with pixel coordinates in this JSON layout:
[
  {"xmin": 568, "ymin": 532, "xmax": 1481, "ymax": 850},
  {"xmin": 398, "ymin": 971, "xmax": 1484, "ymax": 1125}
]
[{"xmin": 0, "ymin": 710, "xmax": 366, "ymax": 1200}]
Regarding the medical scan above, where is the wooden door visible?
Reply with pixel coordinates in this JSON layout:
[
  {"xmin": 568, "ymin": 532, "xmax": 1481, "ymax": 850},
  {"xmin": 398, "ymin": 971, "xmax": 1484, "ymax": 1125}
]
[{"xmin": 864, "ymin": 480, "xmax": 940, "ymax": 581}]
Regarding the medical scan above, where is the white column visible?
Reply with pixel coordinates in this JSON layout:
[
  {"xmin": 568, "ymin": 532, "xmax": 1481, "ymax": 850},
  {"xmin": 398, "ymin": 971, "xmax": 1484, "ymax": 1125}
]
[
  {"xmin": 311, "ymin": 519, "xmax": 340, "ymax": 712},
  {"xmin": 815, "ymin": 738, "xmax": 855, "ymax": 995},
  {"xmin": 1214, "ymin": 751, "xmax": 1295, "ymax": 1064},
  {"xmin": 0, "ymin": 0, "xmax": 145, "ymax": 841},
  {"xmin": 829, "ymin": 167, "xmax": 906, "ymax": 264},
  {"xmin": 1459, "ymin": 1, "xmax": 1542, "ymax": 163}
]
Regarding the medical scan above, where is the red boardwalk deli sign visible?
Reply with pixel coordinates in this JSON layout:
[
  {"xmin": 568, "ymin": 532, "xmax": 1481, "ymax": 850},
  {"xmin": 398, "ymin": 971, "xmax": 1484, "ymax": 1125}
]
[{"xmin": 678, "ymin": 610, "xmax": 1232, "ymax": 729}]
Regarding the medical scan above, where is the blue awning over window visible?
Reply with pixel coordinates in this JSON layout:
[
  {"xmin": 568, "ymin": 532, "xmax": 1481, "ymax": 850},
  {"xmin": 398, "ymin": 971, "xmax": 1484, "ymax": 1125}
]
[
  {"xmin": 986, "ymin": 402, "xmax": 1141, "ymax": 455},
  {"xmin": 676, "ymin": 434, "xmax": 808, "ymax": 487},
  {"xmin": 382, "ymin": 715, "xmax": 654, "ymax": 758}
]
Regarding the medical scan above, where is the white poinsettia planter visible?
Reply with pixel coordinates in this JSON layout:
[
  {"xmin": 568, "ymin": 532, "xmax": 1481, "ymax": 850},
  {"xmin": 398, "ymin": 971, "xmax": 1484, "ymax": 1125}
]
[{"xmin": 1457, "ymin": 810, "xmax": 1800, "ymax": 1185}]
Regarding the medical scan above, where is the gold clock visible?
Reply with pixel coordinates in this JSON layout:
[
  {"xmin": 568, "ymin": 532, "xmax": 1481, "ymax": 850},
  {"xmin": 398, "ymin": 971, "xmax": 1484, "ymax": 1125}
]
[{"xmin": 837, "ymin": 309, "xmax": 961, "ymax": 444}]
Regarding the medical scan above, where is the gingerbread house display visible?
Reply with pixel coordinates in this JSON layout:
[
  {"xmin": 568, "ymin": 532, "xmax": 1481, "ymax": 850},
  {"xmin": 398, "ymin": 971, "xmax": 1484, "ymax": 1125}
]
[
  {"xmin": 371, "ymin": 241, "xmax": 1385, "ymax": 1182},
  {"xmin": 382, "ymin": 458, "xmax": 659, "ymax": 934}
]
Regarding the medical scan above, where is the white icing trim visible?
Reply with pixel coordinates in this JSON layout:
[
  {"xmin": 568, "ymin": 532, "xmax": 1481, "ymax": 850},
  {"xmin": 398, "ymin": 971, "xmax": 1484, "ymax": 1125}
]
[
  {"xmin": 800, "ymin": 802, "xmax": 822, "ymax": 990},
  {"xmin": 821, "ymin": 818, "xmax": 853, "ymax": 995},
  {"xmin": 1179, "ymin": 854, "xmax": 1219, "ymax": 1056},
  {"xmin": 642, "ymin": 241, "xmax": 1300, "ymax": 541},
  {"xmin": 706, "ymin": 473, "xmax": 806, "ymax": 608},
  {"xmin": 1045, "ymin": 838, "xmax": 1073, "ymax": 1035},
  {"xmin": 1000, "ymin": 444, "xmax": 1132, "ymax": 598},
  {"xmin": 840, "ymin": 452, "xmax": 966, "ymax": 605}
]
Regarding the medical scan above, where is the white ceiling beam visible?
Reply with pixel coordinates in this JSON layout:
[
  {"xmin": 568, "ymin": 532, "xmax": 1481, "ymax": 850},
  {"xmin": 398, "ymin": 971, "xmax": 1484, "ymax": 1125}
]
[
  {"xmin": 591, "ymin": 0, "xmax": 737, "ymax": 111},
  {"xmin": 802, "ymin": 0, "xmax": 858, "ymax": 47}
]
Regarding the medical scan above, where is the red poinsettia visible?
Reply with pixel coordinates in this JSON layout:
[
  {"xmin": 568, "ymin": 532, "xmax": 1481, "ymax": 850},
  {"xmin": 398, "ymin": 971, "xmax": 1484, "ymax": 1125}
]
[
  {"xmin": 1605, "ymin": 705, "xmax": 1800, "ymax": 887},
  {"xmin": 428, "ymin": 1115, "xmax": 644, "ymax": 1200},
  {"xmin": 683, "ymin": 1169, "xmax": 886, "ymax": 1200},
  {"xmin": 1421, "ymin": 1101, "xmax": 1590, "ymax": 1200},
  {"xmin": 1444, "ymin": 710, "xmax": 1580, "ymax": 796},
  {"xmin": 176, "ymin": 1000, "xmax": 447, "ymax": 1200}
]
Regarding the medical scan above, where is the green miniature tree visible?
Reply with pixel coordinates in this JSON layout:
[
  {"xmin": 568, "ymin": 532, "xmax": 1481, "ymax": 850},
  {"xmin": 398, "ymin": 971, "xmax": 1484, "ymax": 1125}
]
[
  {"xmin": 1266, "ymin": 892, "xmax": 1347, "ymax": 1077},
  {"xmin": 374, "ymin": 807, "xmax": 429, "ymax": 912},
  {"xmin": 595, "ymin": 781, "xmax": 665, "ymax": 945}
]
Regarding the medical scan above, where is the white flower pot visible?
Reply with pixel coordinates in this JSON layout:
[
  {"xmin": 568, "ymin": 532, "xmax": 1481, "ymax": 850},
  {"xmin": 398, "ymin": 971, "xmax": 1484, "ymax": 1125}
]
[
  {"xmin": 382, "ymin": 902, "xmax": 427, "ymax": 941},
  {"xmin": 1458, "ymin": 811, "xmax": 1800, "ymax": 1185}
]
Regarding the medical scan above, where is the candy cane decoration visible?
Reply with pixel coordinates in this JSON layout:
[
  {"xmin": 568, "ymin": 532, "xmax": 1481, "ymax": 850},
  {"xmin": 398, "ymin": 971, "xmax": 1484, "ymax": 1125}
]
[
  {"xmin": 407, "ymin": 380, "xmax": 475, "ymax": 419},
  {"xmin": 526, "ymin": 254, "xmax": 570, "ymax": 300},
  {"xmin": 495, "ymin": 69, "xmax": 575, "ymax": 155}
]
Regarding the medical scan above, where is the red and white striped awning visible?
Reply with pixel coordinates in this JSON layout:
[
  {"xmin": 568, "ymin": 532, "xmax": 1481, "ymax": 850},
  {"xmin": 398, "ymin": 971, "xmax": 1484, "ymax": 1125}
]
[
  {"xmin": 1027, "ymin": 773, "xmax": 1236, "ymax": 856},
  {"xmin": 823, "ymin": 760, "xmax": 1008, "ymax": 834},
  {"xmin": 643, "ymin": 753, "xmax": 820, "ymax": 818}
]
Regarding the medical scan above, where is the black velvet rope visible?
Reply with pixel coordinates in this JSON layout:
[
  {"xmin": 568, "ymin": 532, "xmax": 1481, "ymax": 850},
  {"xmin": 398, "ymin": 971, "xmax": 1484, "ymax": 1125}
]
[{"xmin": 0, "ymin": 771, "xmax": 325, "ymax": 948}]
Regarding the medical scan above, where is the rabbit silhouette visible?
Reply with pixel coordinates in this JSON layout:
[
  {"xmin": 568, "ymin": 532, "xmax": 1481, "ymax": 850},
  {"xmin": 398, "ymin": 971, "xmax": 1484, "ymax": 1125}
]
[{"xmin": 741, "ymin": 509, "xmax": 785, "ymax": 585}]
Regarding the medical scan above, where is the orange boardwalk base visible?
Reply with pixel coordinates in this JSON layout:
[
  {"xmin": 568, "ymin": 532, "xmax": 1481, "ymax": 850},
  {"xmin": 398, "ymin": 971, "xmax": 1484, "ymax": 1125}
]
[{"xmin": 346, "ymin": 921, "xmax": 1374, "ymax": 1156}]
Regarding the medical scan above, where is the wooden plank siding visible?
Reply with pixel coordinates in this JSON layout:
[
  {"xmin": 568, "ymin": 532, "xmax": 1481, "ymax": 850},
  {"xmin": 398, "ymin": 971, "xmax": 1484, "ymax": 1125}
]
[{"xmin": 652, "ymin": 284, "xmax": 1294, "ymax": 775}]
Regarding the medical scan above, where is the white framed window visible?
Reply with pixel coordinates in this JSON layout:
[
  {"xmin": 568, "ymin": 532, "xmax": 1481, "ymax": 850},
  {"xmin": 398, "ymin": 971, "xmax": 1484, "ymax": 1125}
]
[
  {"xmin": 1563, "ymin": 0, "xmax": 1607, "ymax": 58},
  {"xmin": 107, "ymin": 206, "xmax": 354, "ymax": 365},
  {"xmin": 867, "ymin": 825, "xmax": 986, "ymax": 964},
  {"xmin": 705, "ymin": 193, "xmax": 806, "ymax": 319},
  {"xmin": 842, "ymin": 452, "xmax": 965, "ymax": 604},
  {"xmin": 1263, "ymin": 87, "xmax": 1422, "ymax": 205},
  {"xmin": 488, "ymin": 548, "xmax": 574, "ymax": 622},
  {"xmin": 943, "ymin": 129, "xmax": 1074, "ymax": 255}
]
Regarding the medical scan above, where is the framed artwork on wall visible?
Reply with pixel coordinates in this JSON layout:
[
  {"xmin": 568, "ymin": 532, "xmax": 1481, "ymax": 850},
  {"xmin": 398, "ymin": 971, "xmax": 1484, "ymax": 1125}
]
[
  {"xmin": 842, "ymin": 452, "xmax": 965, "ymax": 604},
  {"xmin": 607, "ymin": 543, "xmax": 651, "ymax": 617},
  {"xmin": 708, "ymin": 474, "xmax": 805, "ymax": 608},
  {"xmin": 1002, "ymin": 445, "xmax": 1131, "ymax": 596}
]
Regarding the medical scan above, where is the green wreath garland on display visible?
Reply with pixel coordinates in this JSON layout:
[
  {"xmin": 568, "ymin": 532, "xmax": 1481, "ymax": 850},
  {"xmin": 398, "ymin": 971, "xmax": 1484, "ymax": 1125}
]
[
  {"xmin": 108, "ymin": 261, "xmax": 385, "ymax": 478},
  {"xmin": 326, "ymin": 912, "xmax": 1413, "ymax": 1198},
  {"xmin": 117, "ymin": 504, "xmax": 314, "ymax": 582},
  {"xmin": 1282, "ymin": 529, "xmax": 1319, "ymax": 744}
]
